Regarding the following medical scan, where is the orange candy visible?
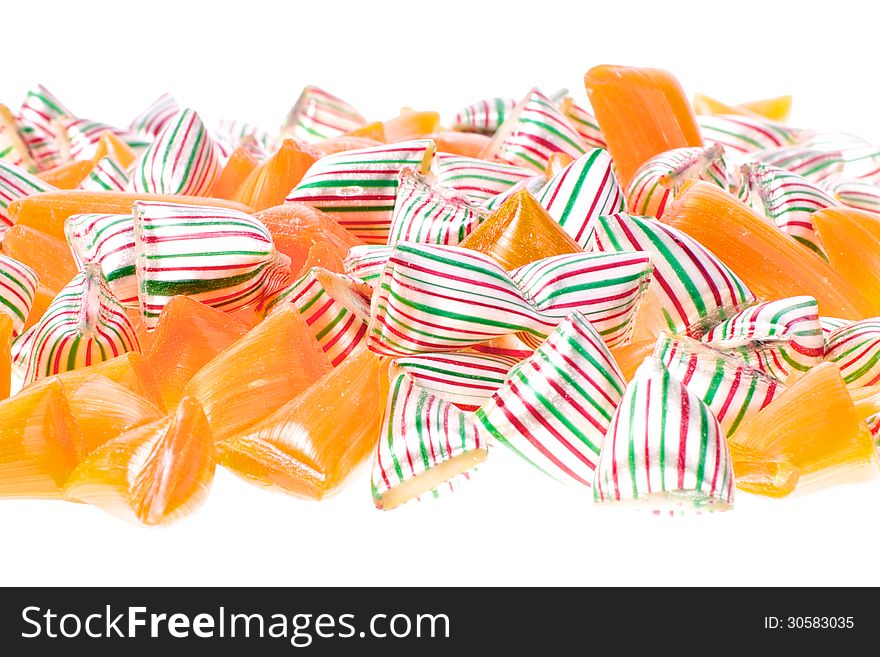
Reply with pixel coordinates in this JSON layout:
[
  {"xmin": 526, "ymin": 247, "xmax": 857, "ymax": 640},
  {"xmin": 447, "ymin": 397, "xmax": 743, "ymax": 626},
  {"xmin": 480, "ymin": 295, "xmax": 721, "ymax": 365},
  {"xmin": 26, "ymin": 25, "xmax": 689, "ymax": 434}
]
[
  {"xmin": 91, "ymin": 132, "xmax": 138, "ymax": 170},
  {"xmin": 0, "ymin": 225, "xmax": 77, "ymax": 293},
  {"xmin": 545, "ymin": 152, "xmax": 575, "ymax": 177},
  {"xmin": 64, "ymin": 396, "xmax": 215, "ymax": 526},
  {"xmin": 346, "ymin": 121, "xmax": 386, "ymax": 142},
  {"xmin": 609, "ymin": 337, "xmax": 656, "ymax": 382},
  {"xmin": 0, "ymin": 315, "xmax": 12, "ymax": 400},
  {"xmin": 383, "ymin": 109, "xmax": 441, "ymax": 143},
  {"xmin": 585, "ymin": 65, "xmax": 703, "ymax": 188},
  {"xmin": 219, "ymin": 349, "xmax": 389, "ymax": 499},
  {"xmin": 234, "ymin": 139, "xmax": 318, "ymax": 211},
  {"xmin": 210, "ymin": 145, "xmax": 259, "ymax": 200},
  {"xmin": 692, "ymin": 93, "xmax": 793, "ymax": 122},
  {"xmin": 431, "ymin": 131, "xmax": 492, "ymax": 159},
  {"xmin": 37, "ymin": 160, "xmax": 93, "ymax": 189}
]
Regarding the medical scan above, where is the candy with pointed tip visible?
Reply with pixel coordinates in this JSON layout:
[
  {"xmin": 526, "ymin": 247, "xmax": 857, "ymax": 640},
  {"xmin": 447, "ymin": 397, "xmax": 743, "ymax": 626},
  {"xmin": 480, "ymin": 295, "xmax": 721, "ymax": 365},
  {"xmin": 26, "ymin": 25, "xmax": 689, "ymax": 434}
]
[
  {"xmin": 64, "ymin": 396, "xmax": 215, "ymax": 526},
  {"xmin": 824, "ymin": 320, "xmax": 880, "ymax": 388},
  {"xmin": 209, "ymin": 146, "xmax": 260, "ymax": 200},
  {"xmin": 388, "ymin": 167, "xmax": 488, "ymax": 246},
  {"xmin": 753, "ymin": 146, "xmax": 844, "ymax": 184},
  {"xmin": 17, "ymin": 85, "xmax": 72, "ymax": 171},
  {"xmin": 343, "ymin": 244, "xmax": 392, "ymax": 285},
  {"xmin": 477, "ymin": 311, "xmax": 625, "ymax": 485},
  {"xmin": 38, "ymin": 159, "xmax": 94, "ymax": 189},
  {"xmin": 433, "ymin": 153, "xmax": 535, "ymax": 204},
  {"xmin": 234, "ymin": 138, "xmax": 318, "ymax": 211},
  {"xmin": 1, "ymin": 160, "xmax": 57, "ymax": 232},
  {"xmin": 133, "ymin": 201, "xmax": 292, "ymax": 329},
  {"xmin": 129, "ymin": 93, "xmax": 179, "ymax": 138},
  {"xmin": 701, "ymin": 296, "xmax": 823, "ymax": 380},
  {"xmin": 558, "ymin": 98, "xmax": 606, "ymax": 149},
  {"xmin": 383, "ymin": 110, "xmax": 441, "ymax": 143},
  {"xmin": 91, "ymin": 131, "xmax": 138, "ymax": 170},
  {"xmin": 367, "ymin": 243, "xmax": 653, "ymax": 356},
  {"xmin": 729, "ymin": 362, "xmax": 878, "ymax": 497},
  {"xmin": 65, "ymin": 213, "xmax": 138, "ymax": 305},
  {"xmin": 219, "ymin": 348, "xmax": 388, "ymax": 499},
  {"xmin": 593, "ymin": 357, "xmax": 735, "ymax": 511},
  {"xmin": 481, "ymin": 174, "xmax": 546, "ymax": 212},
  {"xmin": 43, "ymin": 351, "xmax": 163, "ymax": 410},
  {"xmin": 282, "ymin": 86, "xmax": 366, "ymax": 143},
  {"xmin": 626, "ymin": 145, "xmax": 728, "ymax": 218},
  {"xmin": 429, "ymin": 131, "xmax": 490, "ymax": 159},
  {"xmin": 0, "ymin": 104, "xmax": 37, "ymax": 173},
  {"xmin": 57, "ymin": 117, "xmax": 150, "ymax": 162},
  {"xmin": 697, "ymin": 114, "xmax": 798, "ymax": 157},
  {"xmin": 371, "ymin": 373, "xmax": 486, "ymax": 511},
  {"xmin": 654, "ymin": 333, "xmax": 784, "ymax": 436},
  {"xmin": 825, "ymin": 178, "xmax": 880, "ymax": 215},
  {"xmin": 588, "ymin": 213, "xmax": 755, "ymax": 339},
  {"xmin": 536, "ymin": 148, "xmax": 625, "ymax": 245},
  {"xmin": 78, "ymin": 155, "xmax": 129, "ymax": 192},
  {"xmin": 286, "ymin": 139, "xmax": 436, "ymax": 244},
  {"xmin": 215, "ymin": 119, "xmax": 274, "ymax": 152},
  {"xmin": 481, "ymin": 88, "xmax": 587, "ymax": 172},
  {"xmin": 452, "ymin": 97, "xmax": 516, "ymax": 135},
  {"xmin": 1, "ymin": 225, "xmax": 78, "ymax": 297},
  {"xmin": 0, "ymin": 254, "xmax": 39, "ymax": 337}
]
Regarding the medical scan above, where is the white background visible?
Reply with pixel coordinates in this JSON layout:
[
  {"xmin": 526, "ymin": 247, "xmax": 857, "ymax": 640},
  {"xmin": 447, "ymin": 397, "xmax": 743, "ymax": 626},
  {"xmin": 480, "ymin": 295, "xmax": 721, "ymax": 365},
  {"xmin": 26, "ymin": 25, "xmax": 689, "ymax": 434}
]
[{"xmin": 2, "ymin": 0, "xmax": 879, "ymax": 586}]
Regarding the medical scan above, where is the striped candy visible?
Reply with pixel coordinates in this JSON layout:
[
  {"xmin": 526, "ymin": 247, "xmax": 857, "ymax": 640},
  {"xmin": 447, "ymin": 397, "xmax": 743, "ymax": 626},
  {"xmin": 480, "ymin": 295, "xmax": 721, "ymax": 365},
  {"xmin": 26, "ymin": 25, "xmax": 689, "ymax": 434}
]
[
  {"xmin": 481, "ymin": 175, "xmax": 546, "ymax": 212},
  {"xmin": 387, "ymin": 167, "xmax": 487, "ymax": 245},
  {"xmin": 17, "ymin": 85, "xmax": 72, "ymax": 171},
  {"xmin": 754, "ymin": 146, "xmax": 844, "ymax": 184},
  {"xmin": 286, "ymin": 139, "xmax": 436, "ymax": 244},
  {"xmin": 701, "ymin": 296, "xmax": 824, "ymax": 380},
  {"xmin": 282, "ymin": 86, "xmax": 366, "ymax": 143},
  {"xmin": 476, "ymin": 311, "xmax": 625, "ymax": 486},
  {"xmin": 23, "ymin": 265, "xmax": 141, "ymax": 384},
  {"xmin": 654, "ymin": 333, "xmax": 784, "ymax": 436},
  {"xmin": 0, "ymin": 160, "xmax": 57, "ymax": 232},
  {"xmin": 795, "ymin": 132, "xmax": 880, "ymax": 182},
  {"xmin": 483, "ymin": 88, "xmax": 587, "ymax": 172},
  {"xmin": 824, "ymin": 320, "xmax": 880, "ymax": 388},
  {"xmin": 65, "ymin": 213, "xmax": 139, "ymax": 306},
  {"xmin": 343, "ymin": 244, "xmax": 392, "ymax": 285},
  {"xmin": 215, "ymin": 119, "xmax": 274, "ymax": 152},
  {"xmin": 820, "ymin": 316, "xmax": 851, "ymax": 340},
  {"xmin": 79, "ymin": 155, "xmax": 130, "ymax": 192},
  {"xmin": 57, "ymin": 117, "xmax": 151, "ymax": 162},
  {"xmin": 593, "ymin": 357, "xmax": 735, "ymax": 511},
  {"xmin": 626, "ymin": 145, "xmax": 729, "ymax": 218},
  {"xmin": 129, "ymin": 93, "xmax": 180, "ymax": 138},
  {"xmin": 0, "ymin": 104, "xmax": 37, "ymax": 173},
  {"xmin": 265, "ymin": 267, "xmax": 369, "ymax": 367},
  {"xmin": 560, "ymin": 98, "xmax": 606, "ymax": 149},
  {"xmin": 451, "ymin": 97, "xmax": 516, "ymax": 135},
  {"xmin": 0, "ymin": 254, "xmax": 39, "ymax": 336},
  {"xmin": 371, "ymin": 372, "xmax": 487, "ymax": 511},
  {"xmin": 393, "ymin": 352, "xmax": 520, "ymax": 411},
  {"xmin": 367, "ymin": 243, "xmax": 653, "ymax": 356},
  {"xmin": 536, "ymin": 148, "xmax": 625, "ymax": 246},
  {"xmin": 825, "ymin": 178, "xmax": 880, "ymax": 215},
  {"xmin": 129, "ymin": 109, "xmax": 221, "ymax": 196},
  {"xmin": 433, "ymin": 153, "xmax": 535, "ymax": 204},
  {"xmin": 133, "ymin": 201, "xmax": 292, "ymax": 329},
  {"xmin": 587, "ymin": 213, "xmax": 755, "ymax": 337},
  {"xmin": 697, "ymin": 114, "xmax": 798, "ymax": 156}
]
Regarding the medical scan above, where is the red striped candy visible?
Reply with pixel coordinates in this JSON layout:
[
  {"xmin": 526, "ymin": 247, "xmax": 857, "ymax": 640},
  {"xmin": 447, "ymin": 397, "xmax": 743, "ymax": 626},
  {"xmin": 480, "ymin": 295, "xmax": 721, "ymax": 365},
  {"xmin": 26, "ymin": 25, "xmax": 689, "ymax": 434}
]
[
  {"xmin": 65, "ymin": 213, "xmax": 139, "ymax": 306},
  {"xmin": 0, "ymin": 104, "xmax": 37, "ymax": 173},
  {"xmin": 282, "ymin": 86, "xmax": 366, "ymax": 143},
  {"xmin": 0, "ymin": 160, "xmax": 57, "ymax": 234},
  {"xmin": 0, "ymin": 254, "xmax": 39, "ymax": 336},
  {"xmin": 433, "ymin": 153, "xmax": 535, "ymax": 203},
  {"xmin": 79, "ymin": 155, "xmax": 130, "ymax": 192},
  {"xmin": 451, "ymin": 97, "xmax": 516, "ymax": 135},
  {"xmin": 129, "ymin": 93, "xmax": 180, "ymax": 138},
  {"xmin": 824, "ymin": 320, "xmax": 880, "ymax": 388},
  {"xmin": 343, "ymin": 245, "xmax": 392, "ymax": 286},
  {"xmin": 17, "ymin": 85, "xmax": 72, "ymax": 171},
  {"xmin": 560, "ymin": 98, "xmax": 606, "ymax": 149}
]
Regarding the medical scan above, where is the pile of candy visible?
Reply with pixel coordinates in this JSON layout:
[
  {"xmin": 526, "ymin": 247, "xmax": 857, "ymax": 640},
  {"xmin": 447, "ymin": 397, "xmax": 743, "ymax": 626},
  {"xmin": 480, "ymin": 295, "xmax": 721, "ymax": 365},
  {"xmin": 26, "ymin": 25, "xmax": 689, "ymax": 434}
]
[{"xmin": 1, "ymin": 67, "xmax": 879, "ymax": 525}]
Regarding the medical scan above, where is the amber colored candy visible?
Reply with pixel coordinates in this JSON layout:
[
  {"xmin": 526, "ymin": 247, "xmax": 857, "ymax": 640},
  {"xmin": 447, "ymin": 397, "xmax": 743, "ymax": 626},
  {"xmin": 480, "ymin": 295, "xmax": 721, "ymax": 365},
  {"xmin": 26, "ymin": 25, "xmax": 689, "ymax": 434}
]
[
  {"xmin": 7, "ymin": 191, "xmax": 253, "ymax": 242},
  {"xmin": 218, "ymin": 349, "xmax": 388, "ymax": 499},
  {"xmin": 253, "ymin": 204, "xmax": 363, "ymax": 278},
  {"xmin": 234, "ymin": 139, "xmax": 317, "ymax": 211},
  {"xmin": 609, "ymin": 337, "xmax": 655, "ymax": 382},
  {"xmin": 585, "ymin": 65, "xmax": 703, "ymax": 188},
  {"xmin": 63, "ymin": 396, "xmax": 215, "ymax": 526},
  {"xmin": 0, "ymin": 315, "xmax": 12, "ymax": 400},
  {"xmin": 308, "ymin": 136, "xmax": 382, "ymax": 158},
  {"xmin": 729, "ymin": 362, "xmax": 878, "ymax": 497},
  {"xmin": 545, "ymin": 152, "xmax": 575, "ymax": 177},
  {"xmin": 210, "ymin": 146, "xmax": 259, "ymax": 200},
  {"xmin": 812, "ymin": 208, "xmax": 880, "ymax": 316},
  {"xmin": 182, "ymin": 306, "xmax": 332, "ymax": 441},
  {"xmin": 38, "ymin": 160, "xmax": 93, "ymax": 189},
  {"xmin": 0, "ymin": 225, "xmax": 77, "ymax": 293},
  {"xmin": 92, "ymin": 132, "xmax": 137, "ymax": 170},
  {"xmin": 24, "ymin": 285, "xmax": 54, "ymax": 332},
  {"xmin": 0, "ymin": 380, "xmax": 82, "ymax": 498},
  {"xmin": 459, "ymin": 188, "xmax": 582, "ymax": 270},
  {"xmin": 146, "ymin": 296, "xmax": 250, "ymax": 410},
  {"xmin": 692, "ymin": 93, "xmax": 793, "ymax": 122},
  {"xmin": 663, "ymin": 182, "xmax": 872, "ymax": 320},
  {"xmin": 346, "ymin": 121, "xmax": 386, "ymax": 142},
  {"xmin": 383, "ymin": 109, "xmax": 441, "ymax": 143},
  {"xmin": 431, "ymin": 131, "xmax": 492, "ymax": 159}
]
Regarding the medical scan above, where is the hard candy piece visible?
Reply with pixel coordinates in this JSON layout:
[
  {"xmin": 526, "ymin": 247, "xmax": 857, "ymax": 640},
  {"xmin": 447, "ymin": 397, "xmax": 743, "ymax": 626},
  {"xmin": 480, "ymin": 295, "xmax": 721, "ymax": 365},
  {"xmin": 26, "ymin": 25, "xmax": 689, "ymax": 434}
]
[
  {"xmin": 433, "ymin": 153, "xmax": 535, "ymax": 203},
  {"xmin": 209, "ymin": 146, "xmax": 260, "ymax": 200},
  {"xmin": 371, "ymin": 373, "xmax": 486, "ymax": 511},
  {"xmin": 824, "ymin": 319, "xmax": 880, "ymax": 388},
  {"xmin": 65, "ymin": 213, "xmax": 138, "ymax": 305},
  {"xmin": 481, "ymin": 175, "xmax": 547, "ymax": 212},
  {"xmin": 343, "ymin": 244, "xmax": 392, "ymax": 285},
  {"xmin": 429, "ymin": 131, "xmax": 490, "ymax": 159},
  {"xmin": 754, "ymin": 146, "xmax": 844, "ymax": 184},
  {"xmin": 215, "ymin": 119, "xmax": 274, "ymax": 152},
  {"xmin": 79, "ymin": 156, "xmax": 129, "ymax": 192},
  {"xmin": 693, "ymin": 93, "xmax": 792, "ymax": 122},
  {"xmin": 0, "ymin": 254, "xmax": 38, "ymax": 336},
  {"xmin": 1, "ymin": 225, "xmax": 78, "ymax": 294},
  {"xmin": 129, "ymin": 93, "xmax": 179, "ymax": 138},
  {"xmin": 593, "ymin": 357, "xmax": 735, "ymax": 511},
  {"xmin": 558, "ymin": 98, "xmax": 606, "ymax": 149},
  {"xmin": 233, "ymin": 138, "xmax": 317, "ymax": 211},
  {"xmin": 38, "ymin": 160, "xmax": 94, "ymax": 189},
  {"xmin": 1, "ymin": 160, "xmax": 56, "ymax": 233},
  {"xmin": 0, "ymin": 104, "xmax": 37, "ymax": 173},
  {"xmin": 697, "ymin": 114, "xmax": 798, "ymax": 156},
  {"xmin": 452, "ymin": 97, "xmax": 516, "ymax": 135},
  {"xmin": 282, "ymin": 86, "xmax": 366, "ymax": 143},
  {"xmin": 56, "ymin": 117, "xmax": 150, "ymax": 162},
  {"xmin": 383, "ymin": 110, "xmax": 441, "ymax": 143},
  {"xmin": 63, "ymin": 396, "xmax": 215, "ymax": 526},
  {"xmin": 476, "ymin": 311, "xmax": 625, "ymax": 485},
  {"xmin": 825, "ymin": 179, "xmax": 880, "ymax": 215},
  {"xmin": 91, "ymin": 131, "xmax": 138, "ymax": 170},
  {"xmin": 17, "ymin": 85, "xmax": 72, "ymax": 171}
]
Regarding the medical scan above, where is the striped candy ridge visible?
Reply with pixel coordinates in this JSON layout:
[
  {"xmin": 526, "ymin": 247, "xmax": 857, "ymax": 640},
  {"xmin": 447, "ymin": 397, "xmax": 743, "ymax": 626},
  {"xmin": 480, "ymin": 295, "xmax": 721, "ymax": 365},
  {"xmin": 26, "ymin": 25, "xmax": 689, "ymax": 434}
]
[
  {"xmin": 697, "ymin": 114, "xmax": 798, "ymax": 155},
  {"xmin": 701, "ymin": 296, "xmax": 824, "ymax": 380},
  {"xmin": 654, "ymin": 333, "xmax": 784, "ymax": 437},
  {"xmin": 282, "ymin": 86, "xmax": 366, "ymax": 143},
  {"xmin": 536, "ymin": 148, "xmax": 625, "ymax": 246},
  {"xmin": 433, "ymin": 153, "xmax": 535, "ymax": 203},
  {"xmin": 627, "ymin": 145, "xmax": 729, "ymax": 218},
  {"xmin": 215, "ymin": 119, "xmax": 274, "ymax": 151},
  {"xmin": 0, "ymin": 104, "xmax": 37, "ymax": 173},
  {"xmin": 129, "ymin": 93, "xmax": 180, "ymax": 138},
  {"xmin": 23, "ymin": 265, "xmax": 141, "ymax": 384},
  {"xmin": 825, "ymin": 178, "xmax": 880, "ymax": 215},
  {"xmin": 65, "ymin": 213, "xmax": 139, "ymax": 306},
  {"xmin": 0, "ymin": 160, "xmax": 57, "ymax": 231},
  {"xmin": 17, "ymin": 84, "xmax": 71, "ymax": 171},
  {"xmin": 481, "ymin": 175, "xmax": 546, "ymax": 212},
  {"xmin": 739, "ymin": 162, "xmax": 837, "ymax": 258},
  {"xmin": 593, "ymin": 357, "xmax": 735, "ymax": 510},
  {"xmin": 561, "ymin": 99, "xmax": 606, "ymax": 149},
  {"xmin": 484, "ymin": 88, "xmax": 587, "ymax": 172},
  {"xmin": 824, "ymin": 320, "xmax": 880, "ymax": 388},
  {"xmin": 343, "ymin": 244, "xmax": 392, "ymax": 285},
  {"xmin": 371, "ymin": 372, "xmax": 486, "ymax": 510},
  {"xmin": 367, "ymin": 243, "xmax": 653, "ymax": 356},
  {"xmin": 133, "ymin": 201, "xmax": 292, "ymax": 329},
  {"xmin": 129, "ymin": 109, "xmax": 220, "ymax": 196},
  {"xmin": 58, "ymin": 117, "xmax": 151, "ymax": 162},
  {"xmin": 265, "ymin": 267, "xmax": 368, "ymax": 368},
  {"xmin": 10, "ymin": 324, "xmax": 33, "ymax": 374},
  {"xmin": 393, "ymin": 352, "xmax": 520, "ymax": 412},
  {"xmin": 79, "ymin": 155, "xmax": 130, "ymax": 192},
  {"xmin": 0, "ymin": 254, "xmax": 39, "ymax": 336},
  {"xmin": 795, "ymin": 133, "xmax": 880, "ymax": 182},
  {"xmin": 388, "ymin": 167, "xmax": 487, "ymax": 245},
  {"xmin": 476, "ymin": 311, "xmax": 625, "ymax": 486},
  {"xmin": 820, "ymin": 316, "xmax": 851, "ymax": 341},
  {"xmin": 451, "ymin": 97, "xmax": 516, "ymax": 135},
  {"xmin": 588, "ymin": 213, "xmax": 756, "ymax": 338},
  {"xmin": 285, "ymin": 139, "xmax": 436, "ymax": 244},
  {"xmin": 754, "ymin": 146, "xmax": 844, "ymax": 184}
]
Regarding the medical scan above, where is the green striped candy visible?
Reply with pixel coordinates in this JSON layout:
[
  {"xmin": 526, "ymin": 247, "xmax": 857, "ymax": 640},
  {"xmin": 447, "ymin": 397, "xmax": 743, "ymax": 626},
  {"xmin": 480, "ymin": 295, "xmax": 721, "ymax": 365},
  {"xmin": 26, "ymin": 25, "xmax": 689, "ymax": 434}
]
[
  {"xmin": 451, "ymin": 97, "xmax": 516, "ymax": 135},
  {"xmin": 824, "ymin": 319, "xmax": 880, "ymax": 388},
  {"xmin": 17, "ymin": 84, "xmax": 71, "ymax": 171},
  {"xmin": 343, "ymin": 245, "xmax": 393, "ymax": 285},
  {"xmin": 282, "ymin": 86, "xmax": 366, "ymax": 143},
  {"xmin": 65, "ymin": 213, "xmax": 139, "ymax": 306},
  {"xmin": 0, "ymin": 254, "xmax": 39, "ymax": 336},
  {"xmin": 0, "ymin": 160, "xmax": 57, "ymax": 231}
]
